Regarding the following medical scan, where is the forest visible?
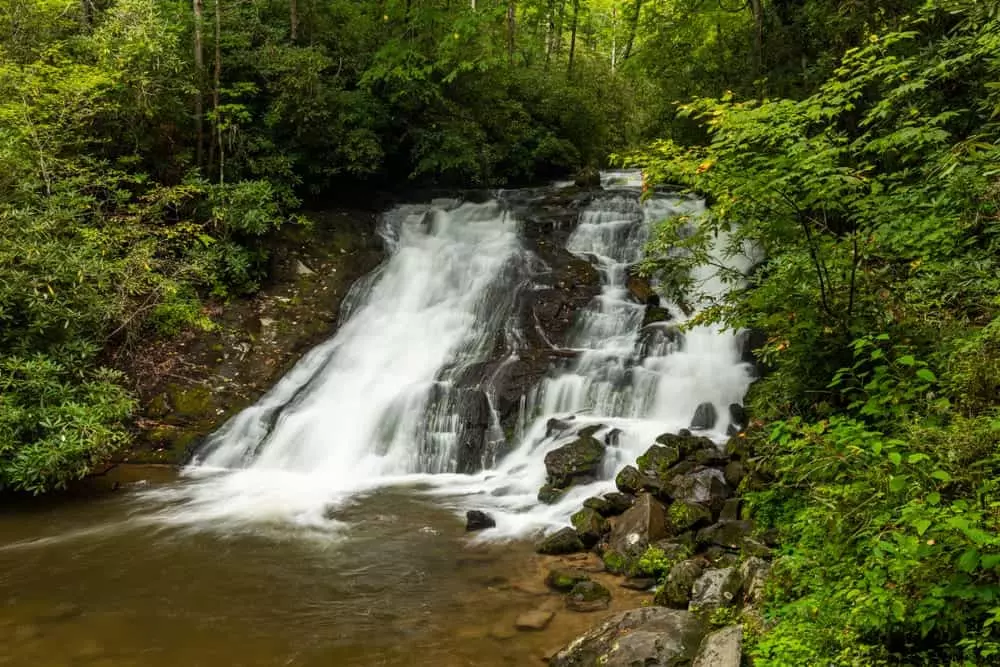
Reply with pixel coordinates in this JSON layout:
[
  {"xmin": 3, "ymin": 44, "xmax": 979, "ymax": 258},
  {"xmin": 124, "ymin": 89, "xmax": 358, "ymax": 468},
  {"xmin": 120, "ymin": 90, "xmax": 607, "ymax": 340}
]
[{"xmin": 2, "ymin": 0, "xmax": 999, "ymax": 663}]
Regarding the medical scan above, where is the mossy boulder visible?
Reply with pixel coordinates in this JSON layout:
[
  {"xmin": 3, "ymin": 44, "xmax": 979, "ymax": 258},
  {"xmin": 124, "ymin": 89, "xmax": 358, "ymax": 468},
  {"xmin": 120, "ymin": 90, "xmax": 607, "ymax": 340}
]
[
  {"xmin": 537, "ymin": 527, "xmax": 586, "ymax": 555},
  {"xmin": 603, "ymin": 491, "xmax": 636, "ymax": 515},
  {"xmin": 538, "ymin": 484, "xmax": 567, "ymax": 505},
  {"xmin": 654, "ymin": 559, "xmax": 704, "ymax": 609},
  {"xmin": 667, "ymin": 501, "xmax": 713, "ymax": 534},
  {"xmin": 696, "ymin": 520, "xmax": 755, "ymax": 550},
  {"xmin": 544, "ymin": 435, "xmax": 605, "ymax": 488},
  {"xmin": 571, "ymin": 507, "xmax": 609, "ymax": 547},
  {"xmin": 636, "ymin": 444, "xmax": 681, "ymax": 479},
  {"xmin": 566, "ymin": 580, "xmax": 611, "ymax": 612},
  {"xmin": 546, "ymin": 567, "xmax": 591, "ymax": 592},
  {"xmin": 615, "ymin": 465, "xmax": 645, "ymax": 495}
]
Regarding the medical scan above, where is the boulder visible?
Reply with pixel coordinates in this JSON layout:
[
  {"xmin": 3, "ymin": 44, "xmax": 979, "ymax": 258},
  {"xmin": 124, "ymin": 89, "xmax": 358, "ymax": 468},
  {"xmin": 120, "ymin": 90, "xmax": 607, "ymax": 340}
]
[
  {"xmin": 690, "ymin": 567, "xmax": 741, "ymax": 610},
  {"xmin": 615, "ymin": 465, "xmax": 645, "ymax": 495},
  {"xmin": 608, "ymin": 493, "xmax": 667, "ymax": 557},
  {"xmin": 740, "ymin": 536, "xmax": 773, "ymax": 559},
  {"xmin": 582, "ymin": 496, "xmax": 611, "ymax": 515},
  {"xmin": 549, "ymin": 607, "xmax": 706, "ymax": 667},
  {"xmin": 696, "ymin": 520, "xmax": 755, "ymax": 550},
  {"xmin": 571, "ymin": 508, "xmax": 609, "ymax": 548},
  {"xmin": 465, "ymin": 510, "xmax": 496, "ymax": 532},
  {"xmin": 538, "ymin": 484, "xmax": 566, "ymax": 505},
  {"xmin": 544, "ymin": 435, "xmax": 605, "ymax": 488},
  {"xmin": 653, "ymin": 559, "xmax": 704, "ymax": 609},
  {"xmin": 537, "ymin": 527, "xmax": 585, "ymax": 555},
  {"xmin": 667, "ymin": 500, "xmax": 713, "ymax": 534},
  {"xmin": 693, "ymin": 443, "xmax": 730, "ymax": 466},
  {"xmin": 515, "ymin": 609, "xmax": 555, "ymax": 631},
  {"xmin": 739, "ymin": 556, "xmax": 771, "ymax": 604},
  {"xmin": 668, "ymin": 468, "xmax": 730, "ymax": 514},
  {"xmin": 602, "ymin": 492, "xmax": 635, "ymax": 516},
  {"xmin": 625, "ymin": 269, "xmax": 655, "ymax": 304},
  {"xmin": 690, "ymin": 402, "xmax": 718, "ymax": 430},
  {"xmin": 636, "ymin": 444, "xmax": 681, "ymax": 479},
  {"xmin": 655, "ymin": 432, "xmax": 713, "ymax": 458},
  {"xmin": 723, "ymin": 460, "xmax": 746, "ymax": 488},
  {"xmin": 566, "ymin": 581, "xmax": 612, "ymax": 612},
  {"xmin": 604, "ymin": 428, "xmax": 623, "ymax": 447},
  {"xmin": 693, "ymin": 625, "xmax": 743, "ymax": 667},
  {"xmin": 546, "ymin": 568, "xmax": 591, "ymax": 592},
  {"xmin": 621, "ymin": 577, "xmax": 657, "ymax": 591}
]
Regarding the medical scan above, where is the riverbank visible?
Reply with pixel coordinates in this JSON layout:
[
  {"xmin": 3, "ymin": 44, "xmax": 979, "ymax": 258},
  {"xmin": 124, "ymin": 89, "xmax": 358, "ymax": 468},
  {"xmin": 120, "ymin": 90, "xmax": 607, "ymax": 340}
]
[{"xmin": 107, "ymin": 209, "xmax": 384, "ymax": 466}]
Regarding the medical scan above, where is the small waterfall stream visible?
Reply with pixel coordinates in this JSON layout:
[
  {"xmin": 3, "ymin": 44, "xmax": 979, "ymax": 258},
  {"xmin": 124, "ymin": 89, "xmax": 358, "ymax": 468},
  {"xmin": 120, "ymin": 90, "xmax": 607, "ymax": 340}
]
[{"xmin": 155, "ymin": 172, "xmax": 758, "ymax": 536}]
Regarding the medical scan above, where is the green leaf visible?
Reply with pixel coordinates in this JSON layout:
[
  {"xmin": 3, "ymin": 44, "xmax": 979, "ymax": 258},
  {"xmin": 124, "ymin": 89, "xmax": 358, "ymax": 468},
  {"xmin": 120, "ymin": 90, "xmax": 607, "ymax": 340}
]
[
  {"xmin": 890, "ymin": 475, "xmax": 907, "ymax": 492},
  {"xmin": 915, "ymin": 368, "xmax": 936, "ymax": 382},
  {"xmin": 926, "ymin": 492, "xmax": 940, "ymax": 505},
  {"xmin": 981, "ymin": 554, "xmax": 1000, "ymax": 569},
  {"xmin": 913, "ymin": 518, "xmax": 931, "ymax": 536},
  {"xmin": 930, "ymin": 470, "xmax": 951, "ymax": 482},
  {"xmin": 888, "ymin": 452, "xmax": 902, "ymax": 466},
  {"xmin": 958, "ymin": 549, "xmax": 980, "ymax": 572},
  {"xmin": 897, "ymin": 355, "xmax": 916, "ymax": 366}
]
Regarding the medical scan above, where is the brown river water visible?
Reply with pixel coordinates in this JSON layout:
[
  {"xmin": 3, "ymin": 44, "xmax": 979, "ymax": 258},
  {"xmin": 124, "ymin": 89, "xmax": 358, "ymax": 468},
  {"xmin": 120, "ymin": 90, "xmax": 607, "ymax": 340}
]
[{"xmin": 0, "ymin": 468, "xmax": 645, "ymax": 667}]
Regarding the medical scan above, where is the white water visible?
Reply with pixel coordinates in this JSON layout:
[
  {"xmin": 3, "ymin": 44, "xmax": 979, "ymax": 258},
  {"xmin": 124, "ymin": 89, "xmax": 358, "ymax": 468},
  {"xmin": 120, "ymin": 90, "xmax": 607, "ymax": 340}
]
[{"xmin": 149, "ymin": 175, "xmax": 758, "ymax": 537}]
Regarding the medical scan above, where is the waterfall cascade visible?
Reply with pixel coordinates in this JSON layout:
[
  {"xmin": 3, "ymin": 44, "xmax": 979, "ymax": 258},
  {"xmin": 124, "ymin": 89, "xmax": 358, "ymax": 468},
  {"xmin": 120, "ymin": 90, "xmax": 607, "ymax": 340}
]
[{"xmin": 156, "ymin": 173, "xmax": 758, "ymax": 535}]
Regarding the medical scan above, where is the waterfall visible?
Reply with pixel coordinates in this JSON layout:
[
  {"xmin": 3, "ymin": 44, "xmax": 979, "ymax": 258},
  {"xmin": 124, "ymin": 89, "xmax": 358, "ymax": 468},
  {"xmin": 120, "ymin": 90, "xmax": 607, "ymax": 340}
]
[{"xmin": 151, "ymin": 174, "xmax": 758, "ymax": 535}]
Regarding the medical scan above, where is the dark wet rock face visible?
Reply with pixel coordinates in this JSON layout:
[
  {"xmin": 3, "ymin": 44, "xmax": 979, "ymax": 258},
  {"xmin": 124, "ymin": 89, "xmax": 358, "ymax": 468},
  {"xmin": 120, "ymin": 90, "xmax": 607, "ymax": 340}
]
[
  {"xmin": 690, "ymin": 402, "xmax": 718, "ymax": 431},
  {"xmin": 549, "ymin": 607, "xmax": 706, "ymax": 667},
  {"xmin": 465, "ymin": 510, "xmax": 496, "ymax": 532},
  {"xmin": 454, "ymin": 389, "xmax": 493, "ymax": 473}
]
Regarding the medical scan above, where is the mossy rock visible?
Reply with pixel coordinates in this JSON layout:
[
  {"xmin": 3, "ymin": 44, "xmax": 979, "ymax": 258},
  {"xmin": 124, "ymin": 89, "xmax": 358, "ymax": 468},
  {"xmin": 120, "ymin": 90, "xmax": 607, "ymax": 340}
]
[
  {"xmin": 667, "ymin": 501, "xmax": 713, "ymax": 534},
  {"xmin": 538, "ymin": 484, "xmax": 567, "ymax": 505},
  {"xmin": 546, "ymin": 567, "xmax": 591, "ymax": 592},
  {"xmin": 642, "ymin": 305, "xmax": 672, "ymax": 327},
  {"xmin": 537, "ymin": 527, "xmax": 585, "ymax": 555},
  {"xmin": 544, "ymin": 435, "xmax": 605, "ymax": 488},
  {"xmin": 166, "ymin": 383, "xmax": 216, "ymax": 421},
  {"xmin": 615, "ymin": 465, "xmax": 644, "ymax": 495},
  {"xmin": 571, "ymin": 507, "xmax": 609, "ymax": 547},
  {"xmin": 636, "ymin": 444, "xmax": 681, "ymax": 479},
  {"xmin": 566, "ymin": 581, "xmax": 611, "ymax": 612},
  {"xmin": 653, "ymin": 559, "xmax": 704, "ymax": 609}
]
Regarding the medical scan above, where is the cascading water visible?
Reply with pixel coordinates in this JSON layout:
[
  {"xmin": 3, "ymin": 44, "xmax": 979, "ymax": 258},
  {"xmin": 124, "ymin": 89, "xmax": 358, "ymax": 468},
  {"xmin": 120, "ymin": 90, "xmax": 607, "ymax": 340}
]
[{"xmin": 154, "ymin": 173, "xmax": 758, "ymax": 536}]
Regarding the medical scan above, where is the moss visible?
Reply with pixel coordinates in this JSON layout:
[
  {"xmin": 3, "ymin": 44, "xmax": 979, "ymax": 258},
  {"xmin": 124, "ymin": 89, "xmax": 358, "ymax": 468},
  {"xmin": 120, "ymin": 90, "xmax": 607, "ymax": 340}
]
[{"xmin": 166, "ymin": 384, "xmax": 216, "ymax": 420}]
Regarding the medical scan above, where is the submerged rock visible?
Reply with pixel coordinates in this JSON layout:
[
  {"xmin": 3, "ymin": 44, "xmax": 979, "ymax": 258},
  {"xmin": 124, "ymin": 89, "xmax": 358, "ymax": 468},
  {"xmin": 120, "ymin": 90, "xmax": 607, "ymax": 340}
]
[
  {"xmin": 546, "ymin": 568, "xmax": 591, "ymax": 592},
  {"xmin": 515, "ymin": 609, "xmax": 555, "ymax": 631},
  {"xmin": 536, "ymin": 527, "xmax": 586, "ymax": 555},
  {"xmin": 565, "ymin": 581, "xmax": 611, "ymax": 612},
  {"xmin": 465, "ymin": 510, "xmax": 496, "ymax": 532},
  {"xmin": 549, "ymin": 607, "xmax": 706, "ymax": 667}
]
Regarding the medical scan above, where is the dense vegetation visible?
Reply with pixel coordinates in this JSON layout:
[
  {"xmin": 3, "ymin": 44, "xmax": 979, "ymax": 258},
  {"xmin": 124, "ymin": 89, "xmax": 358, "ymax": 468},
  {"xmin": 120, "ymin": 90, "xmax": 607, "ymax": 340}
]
[{"xmin": 630, "ymin": 0, "xmax": 1000, "ymax": 663}]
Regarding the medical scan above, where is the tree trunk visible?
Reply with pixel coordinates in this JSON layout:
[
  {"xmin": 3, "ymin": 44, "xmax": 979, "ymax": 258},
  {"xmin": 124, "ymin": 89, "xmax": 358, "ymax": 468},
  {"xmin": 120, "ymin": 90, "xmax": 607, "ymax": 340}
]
[
  {"xmin": 290, "ymin": 0, "xmax": 298, "ymax": 42},
  {"xmin": 212, "ymin": 0, "xmax": 223, "ymax": 183},
  {"xmin": 193, "ymin": 0, "xmax": 204, "ymax": 167},
  {"xmin": 80, "ymin": 0, "xmax": 92, "ymax": 29},
  {"xmin": 567, "ymin": 0, "xmax": 578, "ymax": 74},
  {"xmin": 544, "ymin": 0, "xmax": 554, "ymax": 66},
  {"xmin": 507, "ymin": 1, "xmax": 516, "ymax": 64},
  {"xmin": 749, "ymin": 0, "xmax": 763, "ymax": 75},
  {"xmin": 622, "ymin": 0, "xmax": 642, "ymax": 61}
]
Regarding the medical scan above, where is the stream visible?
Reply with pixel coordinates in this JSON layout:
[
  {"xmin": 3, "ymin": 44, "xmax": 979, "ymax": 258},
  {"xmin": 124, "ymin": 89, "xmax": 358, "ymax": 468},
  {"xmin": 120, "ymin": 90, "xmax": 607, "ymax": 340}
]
[{"xmin": 0, "ymin": 172, "xmax": 758, "ymax": 666}]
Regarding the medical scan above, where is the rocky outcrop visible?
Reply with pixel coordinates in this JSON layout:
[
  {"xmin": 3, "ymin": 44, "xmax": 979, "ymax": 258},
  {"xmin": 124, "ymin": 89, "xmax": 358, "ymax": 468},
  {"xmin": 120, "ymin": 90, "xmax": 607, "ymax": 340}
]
[
  {"xmin": 565, "ymin": 581, "xmax": 611, "ymax": 612},
  {"xmin": 549, "ymin": 607, "xmax": 706, "ymax": 667}
]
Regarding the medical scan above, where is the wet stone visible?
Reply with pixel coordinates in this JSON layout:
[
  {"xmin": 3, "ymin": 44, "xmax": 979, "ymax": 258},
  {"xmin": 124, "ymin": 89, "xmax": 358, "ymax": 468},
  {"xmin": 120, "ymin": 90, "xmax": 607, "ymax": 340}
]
[
  {"xmin": 565, "ymin": 581, "xmax": 611, "ymax": 612},
  {"xmin": 515, "ymin": 609, "xmax": 555, "ymax": 631},
  {"xmin": 545, "ymin": 568, "xmax": 591, "ymax": 592},
  {"xmin": 536, "ymin": 527, "xmax": 585, "ymax": 555}
]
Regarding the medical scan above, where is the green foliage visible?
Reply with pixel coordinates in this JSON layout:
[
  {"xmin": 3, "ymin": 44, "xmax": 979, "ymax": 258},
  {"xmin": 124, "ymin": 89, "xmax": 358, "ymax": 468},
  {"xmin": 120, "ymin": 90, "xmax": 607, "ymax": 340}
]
[
  {"xmin": 634, "ymin": 544, "xmax": 690, "ymax": 581},
  {"xmin": 626, "ymin": 1, "xmax": 1000, "ymax": 663}
]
